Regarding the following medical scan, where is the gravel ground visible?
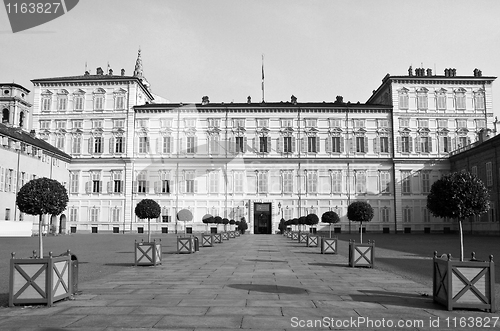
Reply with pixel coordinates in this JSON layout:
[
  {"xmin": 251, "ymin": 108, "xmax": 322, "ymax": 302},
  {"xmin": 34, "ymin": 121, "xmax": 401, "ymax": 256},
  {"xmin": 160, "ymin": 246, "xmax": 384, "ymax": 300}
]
[{"xmin": 1, "ymin": 231, "xmax": 499, "ymax": 307}]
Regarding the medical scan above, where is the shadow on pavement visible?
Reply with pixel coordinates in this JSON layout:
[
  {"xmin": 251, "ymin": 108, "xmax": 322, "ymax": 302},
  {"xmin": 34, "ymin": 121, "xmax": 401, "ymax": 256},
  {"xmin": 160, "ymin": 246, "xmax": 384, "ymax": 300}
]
[
  {"xmin": 309, "ymin": 262, "xmax": 348, "ymax": 267},
  {"xmin": 228, "ymin": 284, "xmax": 308, "ymax": 294},
  {"xmin": 350, "ymin": 290, "xmax": 437, "ymax": 309}
]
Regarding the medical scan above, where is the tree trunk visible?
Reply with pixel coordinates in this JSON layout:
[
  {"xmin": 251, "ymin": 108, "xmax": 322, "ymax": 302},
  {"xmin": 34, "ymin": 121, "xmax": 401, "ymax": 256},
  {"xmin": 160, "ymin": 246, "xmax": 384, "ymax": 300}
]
[
  {"xmin": 39, "ymin": 214, "xmax": 43, "ymax": 258},
  {"xmin": 147, "ymin": 218, "xmax": 151, "ymax": 243},
  {"xmin": 360, "ymin": 221, "xmax": 363, "ymax": 243},
  {"xmin": 459, "ymin": 219, "xmax": 464, "ymax": 262},
  {"xmin": 329, "ymin": 223, "xmax": 332, "ymax": 238}
]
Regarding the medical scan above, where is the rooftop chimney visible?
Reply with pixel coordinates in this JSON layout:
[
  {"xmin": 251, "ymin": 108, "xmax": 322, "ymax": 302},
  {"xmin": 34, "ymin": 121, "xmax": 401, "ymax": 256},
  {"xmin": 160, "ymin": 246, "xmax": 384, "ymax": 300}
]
[
  {"xmin": 201, "ymin": 96, "xmax": 209, "ymax": 105},
  {"xmin": 29, "ymin": 129, "xmax": 36, "ymax": 137},
  {"xmin": 121, "ymin": 69, "xmax": 125, "ymax": 76},
  {"xmin": 426, "ymin": 68, "xmax": 432, "ymax": 76},
  {"xmin": 247, "ymin": 96, "xmax": 251, "ymax": 104},
  {"xmin": 108, "ymin": 69, "xmax": 113, "ymax": 75},
  {"xmin": 96, "ymin": 67, "xmax": 103, "ymax": 75},
  {"xmin": 84, "ymin": 71, "xmax": 90, "ymax": 76},
  {"xmin": 335, "ymin": 95, "xmax": 344, "ymax": 103},
  {"xmin": 408, "ymin": 66, "xmax": 413, "ymax": 76},
  {"xmin": 291, "ymin": 95, "xmax": 297, "ymax": 105}
]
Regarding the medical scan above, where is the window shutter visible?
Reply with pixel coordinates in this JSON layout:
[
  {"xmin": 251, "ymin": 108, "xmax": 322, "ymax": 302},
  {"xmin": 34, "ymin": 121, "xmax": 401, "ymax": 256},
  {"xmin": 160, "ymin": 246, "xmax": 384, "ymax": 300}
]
[
  {"xmin": 134, "ymin": 137, "xmax": 139, "ymax": 155},
  {"xmin": 0, "ymin": 167, "xmax": 3, "ymax": 192},
  {"xmin": 109, "ymin": 137, "xmax": 114, "ymax": 155},
  {"xmin": 325, "ymin": 137, "xmax": 331, "ymax": 153},
  {"xmin": 340, "ymin": 137, "xmax": 344, "ymax": 153},
  {"xmin": 467, "ymin": 137, "xmax": 471, "ymax": 145},
  {"xmin": 316, "ymin": 137, "xmax": 320, "ymax": 153},
  {"xmin": 439, "ymin": 137, "xmax": 444, "ymax": 153},
  {"xmin": 85, "ymin": 181, "xmax": 91, "ymax": 194},
  {"xmin": 452, "ymin": 137, "xmax": 457, "ymax": 151},
  {"xmin": 349, "ymin": 138, "xmax": 354, "ymax": 153},
  {"xmin": 194, "ymin": 177, "xmax": 198, "ymax": 193},
  {"xmin": 156, "ymin": 138, "xmax": 160, "ymax": 154},
  {"xmin": 99, "ymin": 181, "xmax": 103, "ymax": 193},
  {"xmin": 243, "ymin": 137, "xmax": 247, "ymax": 153},
  {"xmin": 170, "ymin": 177, "xmax": 175, "ymax": 194},
  {"xmin": 447, "ymin": 138, "xmax": 451, "ymax": 152},
  {"xmin": 373, "ymin": 137, "xmax": 378, "ymax": 154},
  {"xmin": 107, "ymin": 181, "xmax": 113, "ymax": 193},
  {"xmin": 415, "ymin": 137, "xmax": 421, "ymax": 153},
  {"xmin": 194, "ymin": 137, "xmax": 198, "ymax": 153},
  {"xmin": 179, "ymin": 173, "xmax": 185, "ymax": 194},
  {"xmin": 267, "ymin": 136, "xmax": 271, "ymax": 153},
  {"xmin": 252, "ymin": 137, "xmax": 256, "ymax": 152},
  {"xmin": 292, "ymin": 137, "xmax": 296, "ymax": 153},
  {"xmin": 229, "ymin": 137, "xmax": 234, "ymax": 154},
  {"xmin": 179, "ymin": 138, "xmax": 183, "ymax": 154},
  {"xmin": 154, "ymin": 181, "xmax": 159, "ymax": 193},
  {"xmin": 227, "ymin": 172, "xmax": 232, "ymax": 192},
  {"xmin": 169, "ymin": 137, "xmax": 174, "ymax": 154},
  {"xmin": 132, "ymin": 181, "xmax": 137, "ymax": 193},
  {"xmin": 364, "ymin": 137, "xmax": 368, "ymax": 153},
  {"xmin": 277, "ymin": 136, "xmax": 282, "ymax": 153},
  {"xmin": 88, "ymin": 138, "xmax": 93, "ymax": 154},
  {"xmin": 428, "ymin": 138, "xmax": 433, "ymax": 152},
  {"xmin": 409, "ymin": 137, "xmax": 413, "ymax": 152},
  {"xmin": 300, "ymin": 138, "xmax": 306, "ymax": 153},
  {"xmin": 120, "ymin": 180, "xmax": 124, "ymax": 193},
  {"xmin": 396, "ymin": 137, "xmax": 401, "ymax": 152}
]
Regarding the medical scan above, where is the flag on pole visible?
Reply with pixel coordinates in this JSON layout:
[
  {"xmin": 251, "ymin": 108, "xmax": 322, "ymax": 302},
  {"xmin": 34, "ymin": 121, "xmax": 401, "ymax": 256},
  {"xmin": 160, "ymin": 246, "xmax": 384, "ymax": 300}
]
[{"xmin": 261, "ymin": 54, "xmax": 265, "ymax": 102}]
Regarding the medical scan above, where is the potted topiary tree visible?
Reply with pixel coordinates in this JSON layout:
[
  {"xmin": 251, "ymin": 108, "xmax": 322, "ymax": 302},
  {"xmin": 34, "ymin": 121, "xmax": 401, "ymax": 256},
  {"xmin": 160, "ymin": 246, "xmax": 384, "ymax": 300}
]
[
  {"xmin": 11, "ymin": 177, "xmax": 72, "ymax": 306},
  {"xmin": 201, "ymin": 214, "xmax": 214, "ymax": 247},
  {"xmin": 298, "ymin": 216, "xmax": 308, "ymax": 243},
  {"xmin": 229, "ymin": 219, "xmax": 236, "ymax": 238},
  {"xmin": 213, "ymin": 216, "xmax": 223, "ymax": 243},
  {"xmin": 306, "ymin": 213, "xmax": 319, "ymax": 247},
  {"xmin": 176, "ymin": 209, "xmax": 197, "ymax": 253},
  {"xmin": 347, "ymin": 201, "xmax": 375, "ymax": 268},
  {"xmin": 134, "ymin": 199, "xmax": 162, "ymax": 266},
  {"xmin": 320, "ymin": 211, "xmax": 340, "ymax": 254},
  {"xmin": 427, "ymin": 171, "xmax": 495, "ymax": 312}
]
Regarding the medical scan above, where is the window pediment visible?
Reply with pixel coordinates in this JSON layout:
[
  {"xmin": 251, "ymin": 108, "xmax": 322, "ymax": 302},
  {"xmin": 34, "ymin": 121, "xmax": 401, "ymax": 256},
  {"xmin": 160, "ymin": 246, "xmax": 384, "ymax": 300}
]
[
  {"xmin": 41, "ymin": 89, "xmax": 53, "ymax": 95},
  {"xmin": 93, "ymin": 88, "xmax": 106, "ymax": 94},
  {"xmin": 73, "ymin": 89, "xmax": 85, "ymax": 95},
  {"xmin": 454, "ymin": 87, "xmax": 467, "ymax": 94},
  {"xmin": 435, "ymin": 88, "xmax": 447, "ymax": 94},
  {"xmin": 398, "ymin": 87, "xmax": 409, "ymax": 93},
  {"xmin": 57, "ymin": 89, "xmax": 69, "ymax": 95},
  {"xmin": 91, "ymin": 128, "xmax": 103, "ymax": 136},
  {"xmin": 114, "ymin": 88, "xmax": 127, "ymax": 94},
  {"xmin": 399, "ymin": 127, "xmax": 411, "ymax": 136},
  {"xmin": 416, "ymin": 87, "xmax": 428, "ymax": 93},
  {"xmin": 456, "ymin": 128, "xmax": 469, "ymax": 135}
]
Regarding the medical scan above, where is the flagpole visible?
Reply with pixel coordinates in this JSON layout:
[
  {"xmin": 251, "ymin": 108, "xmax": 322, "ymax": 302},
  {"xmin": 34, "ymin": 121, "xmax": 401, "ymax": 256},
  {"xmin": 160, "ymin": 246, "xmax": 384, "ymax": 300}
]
[{"xmin": 261, "ymin": 54, "xmax": 265, "ymax": 103}]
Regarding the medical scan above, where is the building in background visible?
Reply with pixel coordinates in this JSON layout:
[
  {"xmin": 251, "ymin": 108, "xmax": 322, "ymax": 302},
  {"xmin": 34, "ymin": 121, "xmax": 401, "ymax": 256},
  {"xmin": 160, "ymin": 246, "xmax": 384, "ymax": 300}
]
[{"xmin": 24, "ymin": 59, "xmax": 498, "ymax": 235}]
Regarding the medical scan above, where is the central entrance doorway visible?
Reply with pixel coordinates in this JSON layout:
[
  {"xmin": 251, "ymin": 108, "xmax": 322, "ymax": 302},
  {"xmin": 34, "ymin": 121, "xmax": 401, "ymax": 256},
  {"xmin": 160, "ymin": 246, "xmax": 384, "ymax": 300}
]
[{"xmin": 254, "ymin": 202, "xmax": 272, "ymax": 234}]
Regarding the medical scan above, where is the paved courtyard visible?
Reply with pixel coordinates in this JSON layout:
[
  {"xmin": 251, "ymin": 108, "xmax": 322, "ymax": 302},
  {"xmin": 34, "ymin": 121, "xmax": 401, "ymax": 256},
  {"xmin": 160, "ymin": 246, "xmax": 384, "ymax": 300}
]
[{"xmin": 0, "ymin": 233, "xmax": 498, "ymax": 330}]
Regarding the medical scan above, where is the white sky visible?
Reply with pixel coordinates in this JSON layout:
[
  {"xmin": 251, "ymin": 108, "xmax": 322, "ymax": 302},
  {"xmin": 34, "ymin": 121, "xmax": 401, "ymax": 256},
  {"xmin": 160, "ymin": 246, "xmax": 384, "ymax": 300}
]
[{"xmin": 1, "ymin": 0, "xmax": 500, "ymax": 107}]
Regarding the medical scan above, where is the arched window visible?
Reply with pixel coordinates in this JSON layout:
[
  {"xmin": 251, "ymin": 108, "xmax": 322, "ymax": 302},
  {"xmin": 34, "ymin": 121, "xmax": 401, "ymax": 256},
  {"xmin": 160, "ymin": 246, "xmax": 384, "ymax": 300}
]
[
  {"xmin": 2, "ymin": 108, "xmax": 9, "ymax": 124},
  {"xmin": 19, "ymin": 112, "xmax": 25, "ymax": 128}
]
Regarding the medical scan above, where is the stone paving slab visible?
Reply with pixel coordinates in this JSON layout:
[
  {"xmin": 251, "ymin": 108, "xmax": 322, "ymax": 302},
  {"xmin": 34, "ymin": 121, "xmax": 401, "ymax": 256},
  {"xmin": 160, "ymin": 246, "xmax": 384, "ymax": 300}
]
[{"xmin": 1, "ymin": 234, "xmax": 499, "ymax": 330}]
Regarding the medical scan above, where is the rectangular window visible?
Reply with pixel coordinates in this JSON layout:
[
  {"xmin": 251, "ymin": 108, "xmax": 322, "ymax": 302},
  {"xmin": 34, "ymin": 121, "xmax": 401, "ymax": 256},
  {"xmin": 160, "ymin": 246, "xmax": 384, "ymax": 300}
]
[
  {"xmin": 113, "ymin": 119, "xmax": 124, "ymax": 128},
  {"xmin": 137, "ymin": 172, "xmax": 148, "ymax": 193},
  {"xmin": 70, "ymin": 172, "xmax": 79, "ymax": 194},
  {"xmin": 160, "ymin": 118, "xmax": 172, "ymax": 128},
  {"xmin": 161, "ymin": 179, "xmax": 170, "ymax": 193},
  {"xmin": 420, "ymin": 136, "xmax": 430, "ymax": 153},
  {"xmin": 377, "ymin": 119, "xmax": 389, "ymax": 128},
  {"xmin": 436, "ymin": 94, "xmax": 446, "ymax": 110},
  {"xmin": 257, "ymin": 119, "xmax": 269, "ymax": 128},
  {"xmin": 208, "ymin": 118, "xmax": 220, "ymax": 128},
  {"xmin": 113, "ymin": 172, "xmax": 122, "ymax": 193},
  {"xmin": 185, "ymin": 171, "xmax": 195, "ymax": 193},
  {"xmin": 209, "ymin": 135, "xmax": 220, "ymax": 154},
  {"xmin": 90, "ymin": 208, "xmax": 99, "ymax": 223},
  {"xmin": 234, "ymin": 171, "xmax": 244, "ymax": 193},
  {"xmin": 401, "ymin": 136, "xmax": 410, "ymax": 153},
  {"xmin": 259, "ymin": 136, "xmax": 268, "ymax": 153},
  {"xmin": 281, "ymin": 119, "xmax": 293, "ymax": 128},
  {"xmin": 5, "ymin": 169, "xmax": 13, "ymax": 192},
  {"xmin": 458, "ymin": 136, "xmax": 468, "ymax": 148},
  {"xmin": 399, "ymin": 93, "xmax": 408, "ymax": 109},
  {"xmin": 456, "ymin": 94, "xmax": 466, "ymax": 110},
  {"xmin": 282, "ymin": 172, "xmax": 293, "ymax": 193},
  {"xmin": 115, "ymin": 137, "xmax": 124, "ymax": 154},
  {"xmin": 306, "ymin": 171, "xmax": 317, "ymax": 194},
  {"xmin": 138, "ymin": 137, "xmax": 150, "ymax": 154},
  {"xmin": 355, "ymin": 171, "xmax": 366, "ymax": 194},
  {"xmin": 307, "ymin": 136, "xmax": 317, "ymax": 153},
  {"xmin": 353, "ymin": 119, "xmax": 365, "ymax": 128},
  {"xmin": 92, "ymin": 172, "xmax": 101, "ymax": 193},
  {"xmin": 162, "ymin": 136, "xmax": 171, "ymax": 154},
  {"xmin": 442, "ymin": 136, "xmax": 450, "ymax": 153},
  {"xmin": 417, "ymin": 94, "xmax": 428, "ymax": 110},
  {"xmin": 112, "ymin": 208, "xmax": 120, "ymax": 223},
  {"xmin": 329, "ymin": 118, "xmax": 342, "ymax": 128},
  {"xmin": 115, "ymin": 95, "xmax": 125, "ymax": 110},
  {"xmin": 283, "ymin": 136, "xmax": 292, "ymax": 153},
  {"xmin": 381, "ymin": 207, "xmax": 390, "ymax": 222},
  {"xmin": 56, "ymin": 121, "xmax": 66, "ymax": 129},
  {"xmin": 418, "ymin": 119, "xmax": 429, "ymax": 128},
  {"xmin": 421, "ymin": 171, "xmax": 430, "ymax": 193},
  {"xmin": 471, "ymin": 166, "xmax": 477, "ymax": 177},
  {"xmin": 486, "ymin": 162, "xmax": 493, "ymax": 186},
  {"xmin": 5, "ymin": 208, "xmax": 10, "ymax": 220},
  {"xmin": 401, "ymin": 171, "xmax": 411, "ymax": 194},
  {"xmin": 40, "ymin": 120, "xmax": 51, "ymax": 129},
  {"xmin": 233, "ymin": 118, "xmax": 245, "ymax": 128},
  {"xmin": 380, "ymin": 171, "xmax": 390, "ymax": 193},
  {"xmin": 475, "ymin": 93, "xmax": 485, "ymax": 110},
  {"xmin": 332, "ymin": 171, "xmax": 342, "ymax": 193},
  {"xmin": 209, "ymin": 171, "xmax": 219, "ymax": 194},
  {"xmin": 42, "ymin": 98, "xmax": 51, "ymax": 111},
  {"xmin": 423, "ymin": 208, "xmax": 430, "ymax": 222},
  {"xmin": 94, "ymin": 137, "xmax": 103, "ymax": 154},
  {"xmin": 136, "ymin": 119, "xmax": 148, "ymax": 128},
  {"xmin": 332, "ymin": 137, "xmax": 342, "ymax": 153},
  {"xmin": 235, "ymin": 136, "xmax": 244, "ymax": 153},
  {"xmin": 399, "ymin": 118, "xmax": 410, "ymax": 127},
  {"xmin": 476, "ymin": 119, "xmax": 486, "ymax": 130},
  {"xmin": 92, "ymin": 120, "xmax": 103, "ymax": 128},
  {"xmin": 456, "ymin": 119, "xmax": 467, "ymax": 129},
  {"xmin": 56, "ymin": 135, "xmax": 65, "ymax": 150},
  {"xmin": 305, "ymin": 119, "xmax": 317, "ymax": 128},
  {"xmin": 257, "ymin": 172, "xmax": 268, "ymax": 193},
  {"xmin": 356, "ymin": 136, "xmax": 366, "ymax": 153},
  {"xmin": 403, "ymin": 207, "xmax": 412, "ymax": 222},
  {"xmin": 438, "ymin": 119, "xmax": 448, "ymax": 128},
  {"xmin": 185, "ymin": 119, "xmax": 196, "ymax": 128},
  {"xmin": 186, "ymin": 137, "xmax": 196, "ymax": 154},
  {"xmin": 380, "ymin": 137, "xmax": 389, "ymax": 153},
  {"xmin": 69, "ymin": 208, "xmax": 77, "ymax": 222},
  {"xmin": 74, "ymin": 96, "xmax": 84, "ymax": 111},
  {"xmin": 94, "ymin": 96, "xmax": 104, "ymax": 110},
  {"xmin": 72, "ymin": 120, "xmax": 83, "ymax": 129}
]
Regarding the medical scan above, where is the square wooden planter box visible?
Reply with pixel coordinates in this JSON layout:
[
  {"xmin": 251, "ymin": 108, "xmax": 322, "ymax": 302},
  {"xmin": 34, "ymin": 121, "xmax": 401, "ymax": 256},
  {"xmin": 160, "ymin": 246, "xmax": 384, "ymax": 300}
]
[
  {"xmin": 221, "ymin": 232, "xmax": 230, "ymax": 240},
  {"xmin": 299, "ymin": 232, "xmax": 308, "ymax": 243},
  {"xmin": 234, "ymin": 230, "xmax": 240, "ymax": 237},
  {"xmin": 202, "ymin": 234, "xmax": 214, "ymax": 247},
  {"xmin": 348, "ymin": 240, "xmax": 375, "ymax": 268},
  {"xmin": 228, "ymin": 231, "xmax": 235, "ymax": 238},
  {"xmin": 291, "ymin": 232, "xmax": 299, "ymax": 240},
  {"xmin": 321, "ymin": 237, "xmax": 338, "ymax": 254},
  {"xmin": 433, "ymin": 252, "xmax": 496, "ymax": 312},
  {"xmin": 9, "ymin": 251, "xmax": 73, "ymax": 307},
  {"xmin": 213, "ymin": 233, "xmax": 222, "ymax": 243},
  {"xmin": 286, "ymin": 231, "xmax": 292, "ymax": 238},
  {"xmin": 306, "ymin": 235, "xmax": 319, "ymax": 247},
  {"xmin": 135, "ymin": 241, "xmax": 162, "ymax": 266},
  {"xmin": 177, "ymin": 236, "xmax": 196, "ymax": 254}
]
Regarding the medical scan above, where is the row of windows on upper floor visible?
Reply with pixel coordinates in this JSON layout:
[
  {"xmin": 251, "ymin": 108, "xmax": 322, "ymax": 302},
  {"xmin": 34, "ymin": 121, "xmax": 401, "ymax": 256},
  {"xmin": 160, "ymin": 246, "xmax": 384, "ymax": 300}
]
[
  {"xmin": 0, "ymin": 135, "xmax": 63, "ymax": 165},
  {"xmin": 397, "ymin": 87, "xmax": 486, "ymax": 111},
  {"xmin": 37, "ymin": 117, "xmax": 488, "ymax": 131},
  {"xmin": 45, "ymin": 134, "xmax": 475, "ymax": 156},
  {"xmin": 69, "ymin": 168, "xmax": 434, "ymax": 196},
  {"xmin": 40, "ymin": 89, "xmax": 127, "ymax": 112}
]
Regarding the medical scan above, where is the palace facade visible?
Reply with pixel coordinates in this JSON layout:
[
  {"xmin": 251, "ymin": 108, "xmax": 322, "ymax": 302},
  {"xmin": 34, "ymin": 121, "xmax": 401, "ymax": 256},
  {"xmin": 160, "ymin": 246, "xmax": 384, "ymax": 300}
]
[{"xmin": 18, "ymin": 55, "xmax": 499, "ymax": 234}]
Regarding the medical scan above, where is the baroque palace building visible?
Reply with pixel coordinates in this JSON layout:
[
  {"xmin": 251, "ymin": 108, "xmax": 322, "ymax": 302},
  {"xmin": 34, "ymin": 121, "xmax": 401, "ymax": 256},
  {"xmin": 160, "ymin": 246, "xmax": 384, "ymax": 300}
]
[{"xmin": 23, "ymin": 52, "xmax": 497, "ymax": 235}]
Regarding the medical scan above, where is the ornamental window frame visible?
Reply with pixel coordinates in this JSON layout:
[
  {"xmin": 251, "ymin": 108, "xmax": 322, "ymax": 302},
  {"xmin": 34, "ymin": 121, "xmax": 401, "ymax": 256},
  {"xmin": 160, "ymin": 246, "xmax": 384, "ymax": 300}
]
[
  {"xmin": 435, "ymin": 88, "xmax": 447, "ymax": 110},
  {"xmin": 93, "ymin": 88, "xmax": 106, "ymax": 111},
  {"xmin": 474, "ymin": 89, "xmax": 485, "ymax": 111},
  {"xmin": 72, "ymin": 89, "xmax": 85, "ymax": 111},
  {"xmin": 41, "ymin": 90, "xmax": 53, "ymax": 111},
  {"xmin": 416, "ymin": 87, "xmax": 429, "ymax": 111},
  {"xmin": 398, "ymin": 88, "xmax": 409, "ymax": 110},
  {"xmin": 56, "ymin": 89, "xmax": 69, "ymax": 111},
  {"xmin": 454, "ymin": 88, "xmax": 467, "ymax": 110}
]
